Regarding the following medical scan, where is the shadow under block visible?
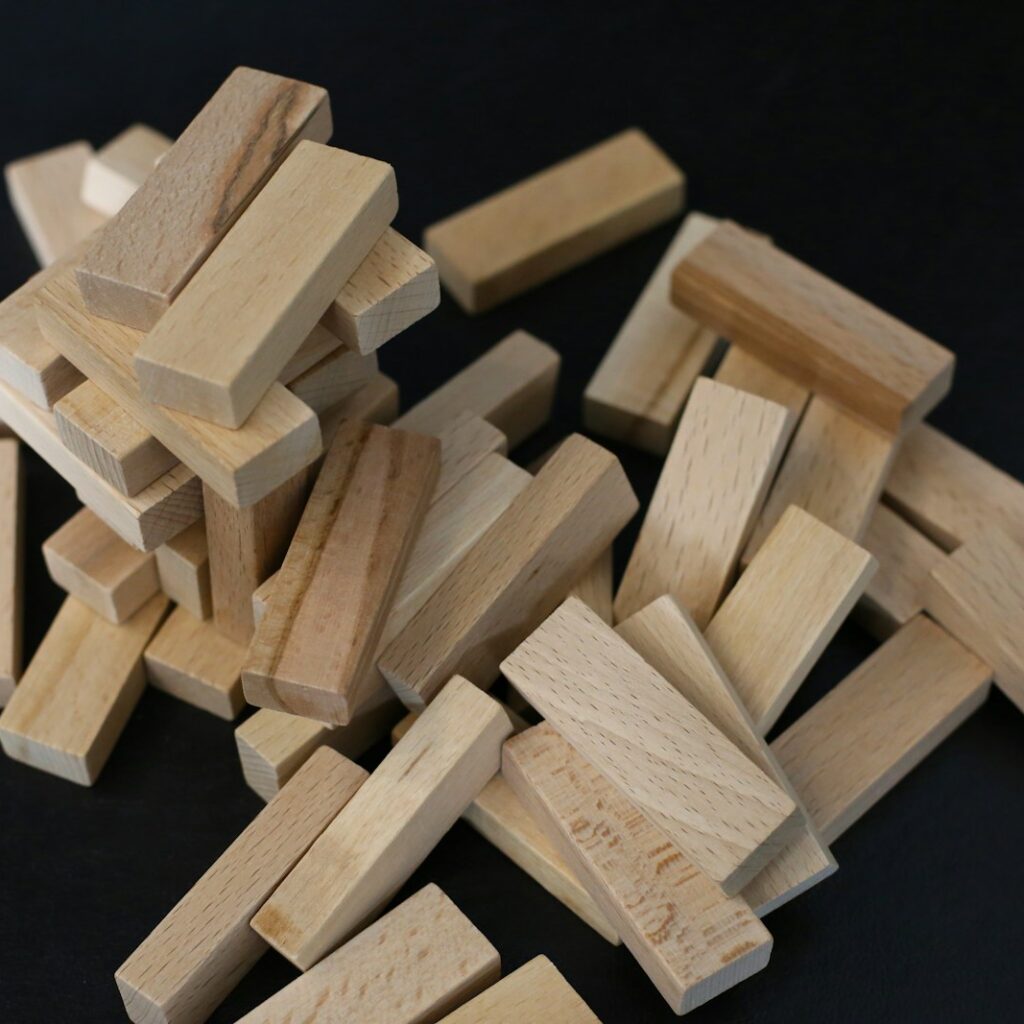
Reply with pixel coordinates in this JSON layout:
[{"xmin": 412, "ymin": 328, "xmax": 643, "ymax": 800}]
[
  {"xmin": 0, "ymin": 440, "xmax": 22, "ymax": 704},
  {"xmin": 237, "ymin": 884, "xmax": 499, "ymax": 1024},
  {"xmin": 154, "ymin": 519, "xmax": 210, "ymax": 619},
  {"xmin": 81, "ymin": 123, "xmax": 171, "ymax": 216},
  {"xmin": 616, "ymin": 596, "xmax": 835, "ymax": 916},
  {"xmin": 503, "ymin": 727, "xmax": 772, "ymax": 1015},
  {"xmin": 671, "ymin": 221, "xmax": 955, "ymax": 433},
  {"xmin": 424, "ymin": 128, "xmax": 684, "ymax": 313},
  {"xmin": 114, "ymin": 747, "xmax": 367, "ymax": 1024},
  {"xmin": 772, "ymin": 616, "xmax": 992, "ymax": 844},
  {"xmin": 379, "ymin": 434, "xmax": 638, "ymax": 709},
  {"xmin": 77, "ymin": 66, "xmax": 331, "ymax": 329},
  {"xmin": 583, "ymin": 211, "xmax": 718, "ymax": 454},
  {"xmin": 713, "ymin": 344, "xmax": 811, "ymax": 423},
  {"xmin": 134, "ymin": 142, "xmax": 397, "ymax": 427},
  {"xmin": 42, "ymin": 506, "xmax": 159, "ymax": 623},
  {"xmin": 243, "ymin": 421, "xmax": 439, "ymax": 724},
  {"xmin": 0, "ymin": 593, "xmax": 167, "ymax": 785},
  {"xmin": 251, "ymin": 677, "xmax": 513, "ymax": 970},
  {"xmin": 614, "ymin": 377, "xmax": 791, "ymax": 627}
]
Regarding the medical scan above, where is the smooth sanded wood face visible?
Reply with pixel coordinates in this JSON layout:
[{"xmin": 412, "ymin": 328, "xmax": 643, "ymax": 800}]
[
  {"xmin": 114, "ymin": 747, "xmax": 367, "ymax": 1024},
  {"xmin": 671, "ymin": 221, "xmax": 955, "ymax": 433},
  {"xmin": 713, "ymin": 344, "xmax": 811, "ymax": 423},
  {"xmin": 614, "ymin": 377, "xmax": 791, "ymax": 627},
  {"xmin": 78, "ymin": 67, "xmax": 331, "ymax": 329},
  {"xmin": 0, "ymin": 440, "xmax": 22, "ymax": 705},
  {"xmin": 80, "ymin": 123, "xmax": 171, "ymax": 216},
  {"xmin": 154, "ymin": 519, "xmax": 210, "ymax": 620},
  {"xmin": 503, "ymin": 728, "xmax": 772, "ymax": 1015},
  {"xmin": 250, "ymin": 677, "xmax": 513, "ymax": 970},
  {"xmin": 772, "ymin": 616, "xmax": 992, "ymax": 844}
]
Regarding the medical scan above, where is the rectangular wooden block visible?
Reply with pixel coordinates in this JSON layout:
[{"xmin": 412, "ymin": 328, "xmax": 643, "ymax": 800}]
[
  {"xmin": 285, "ymin": 346, "xmax": 379, "ymax": 417},
  {"xmin": 80, "ymin": 123, "xmax": 171, "ymax": 216},
  {"xmin": 772, "ymin": 616, "xmax": 992, "ymax": 843},
  {"xmin": 425, "ymin": 129, "xmax": 684, "ymax": 313},
  {"xmin": 713, "ymin": 344, "xmax": 811, "ymax": 423},
  {"xmin": 115, "ymin": 747, "xmax": 367, "ymax": 1024},
  {"xmin": 154, "ymin": 520, "xmax": 210, "ymax": 620},
  {"xmin": 320, "ymin": 372, "xmax": 400, "ymax": 440},
  {"xmin": 0, "ymin": 440, "xmax": 23, "ymax": 704}
]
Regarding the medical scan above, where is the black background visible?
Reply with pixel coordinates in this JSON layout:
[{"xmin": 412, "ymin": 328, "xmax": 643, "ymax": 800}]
[{"xmin": 1, "ymin": 3, "xmax": 1023, "ymax": 1021}]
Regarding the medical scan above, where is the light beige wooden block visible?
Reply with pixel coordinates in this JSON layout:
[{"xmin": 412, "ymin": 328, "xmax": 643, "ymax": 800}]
[
  {"xmin": 251, "ymin": 677, "xmax": 513, "ymax": 969},
  {"xmin": 284, "ymin": 346, "xmax": 378, "ymax": 418},
  {"xmin": 571, "ymin": 547, "xmax": 613, "ymax": 625},
  {"xmin": 428, "ymin": 410, "xmax": 507, "ymax": 499},
  {"xmin": 0, "ymin": 440, "xmax": 22, "ymax": 705},
  {"xmin": 42, "ymin": 506, "xmax": 159, "ymax": 623},
  {"xmin": 79, "ymin": 67, "xmax": 331, "ymax": 329},
  {"xmin": 713, "ymin": 344, "xmax": 811, "ymax": 422},
  {"xmin": 81, "ymin": 124, "xmax": 171, "ymax": 216},
  {"xmin": 380, "ymin": 434, "xmax": 638, "ymax": 709},
  {"xmin": 672, "ymin": 221, "xmax": 955, "ymax": 433},
  {"xmin": 320, "ymin": 372, "xmax": 400, "ymax": 441},
  {"xmin": 772, "ymin": 616, "xmax": 992, "ymax": 843},
  {"xmin": 616, "ymin": 596, "xmax": 835, "ymax": 915},
  {"xmin": 425, "ymin": 129, "xmax": 684, "ymax": 313},
  {"xmin": 614, "ymin": 377, "xmax": 791, "ymax": 627},
  {"xmin": 115, "ymin": 747, "xmax": 366, "ymax": 1024},
  {"xmin": 503, "ymin": 727, "xmax": 772, "ymax": 1015},
  {"xmin": 705, "ymin": 506, "xmax": 876, "ymax": 734},
  {"xmin": 0, "ymin": 593, "xmax": 167, "ymax": 784},
  {"xmin": 583, "ymin": 211, "xmax": 718, "ymax": 454},
  {"xmin": 154, "ymin": 520, "xmax": 210, "ymax": 620}
]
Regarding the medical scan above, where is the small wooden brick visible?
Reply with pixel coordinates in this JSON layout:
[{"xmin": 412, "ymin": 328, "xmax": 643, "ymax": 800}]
[
  {"xmin": 0, "ymin": 440, "xmax": 23, "ymax": 704},
  {"xmin": 713, "ymin": 344, "xmax": 811, "ymax": 423},
  {"xmin": 154, "ymin": 519, "xmax": 210, "ymax": 620},
  {"xmin": 80, "ymin": 124, "xmax": 171, "ymax": 216},
  {"xmin": 319, "ymin": 371, "xmax": 400, "ymax": 443},
  {"xmin": 285, "ymin": 346, "xmax": 379, "ymax": 417}
]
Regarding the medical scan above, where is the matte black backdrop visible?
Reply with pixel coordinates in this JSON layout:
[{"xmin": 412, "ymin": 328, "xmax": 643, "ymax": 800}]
[{"xmin": 1, "ymin": 3, "xmax": 1022, "ymax": 1021}]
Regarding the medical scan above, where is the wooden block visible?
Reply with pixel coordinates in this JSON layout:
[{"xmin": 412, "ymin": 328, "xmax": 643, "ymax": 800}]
[
  {"xmin": 583, "ymin": 211, "xmax": 718, "ymax": 454},
  {"xmin": 571, "ymin": 547, "xmax": 613, "ymax": 625},
  {"xmin": 379, "ymin": 434, "xmax": 638, "ymax": 709},
  {"xmin": 251, "ymin": 677, "xmax": 513, "ymax": 969},
  {"xmin": 285, "ymin": 347, "xmax": 378, "ymax": 418},
  {"xmin": 613, "ymin": 377, "xmax": 791, "ymax": 627},
  {"xmin": 395, "ymin": 330, "xmax": 559, "ymax": 448},
  {"xmin": 237, "ymin": 884, "xmax": 499, "ymax": 1024},
  {"xmin": 772, "ymin": 616, "xmax": 991, "ymax": 843},
  {"xmin": 0, "ymin": 593, "xmax": 167, "ymax": 784},
  {"xmin": 320, "ymin": 372, "xmax": 400, "ymax": 441},
  {"xmin": 42, "ymin": 506, "xmax": 159, "ymax": 623},
  {"xmin": 425, "ymin": 129, "xmax": 684, "ymax": 313},
  {"xmin": 143, "ymin": 606, "xmax": 246, "ymax": 719},
  {"xmin": 115, "ymin": 747, "xmax": 367, "ymax": 1024},
  {"xmin": 154, "ymin": 520, "xmax": 210, "ymax": 620},
  {"xmin": 705, "ymin": 506, "xmax": 876, "ymax": 734},
  {"xmin": 0, "ymin": 440, "xmax": 23, "ymax": 705},
  {"xmin": 713, "ymin": 344, "xmax": 810, "ymax": 425},
  {"xmin": 80, "ymin": 124, "xmax": 171, "ymax": 216},
  {"xmin": 616, "ymin": 596, "xmax": 835, "ymax": 915},
  {"xmin": 78, "ymin": 67, "xmax": 331, "ymax": 329},
  {"xmin": 672, "ymin": 222, "xmax": 954, "ymax": 433},
  {"xmin": 428, "ymin": 410, "xmax": 507, "ymax": 499},
  {"xmin": 503, "ymin": 727, "xmax": 772, "ymax": 1015}
]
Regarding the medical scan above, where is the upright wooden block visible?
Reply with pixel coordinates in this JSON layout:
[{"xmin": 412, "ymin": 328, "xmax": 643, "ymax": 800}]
[
  {"xmin": 81, "ymin": 124, "xmax": 171, "ymax": 216},
  {"xmin": 115, "ymin": 747, "xmax": 367, "ymax": 1024},
  {"xmin": 78, "ymin": 67, "xmax": 331, "ymax": 329},
  {"xmin": 154, "ymin": 520, "xmax": 210, "ymax": 619},
  {"xmin": 0, "ymin": 440, "xmax": 22, "ymax": 705},
  {"xmin": 0, "ymin": 593, "xmax": 167, "ymax": 784},
  {"xmin": 713, "ymin": 344, "xmax": 811, "ymax": 422},
  {"xmin": 705, "ymin": 506, "xmax": 876, "ymax": 734},
  {"xmin": 614, "ymin": 377, "xmax": 791, "ymax": 627},
  {"xmin": 671, "ymin": 221, "xmax": 955, "ymax": 433},
  {"xmin": 772, "ymin": 616, "xmax": 992, "ymax": 843},
  {"xmin": 251, "ymin": 677, "xmax": 513, "ymax": 969}
]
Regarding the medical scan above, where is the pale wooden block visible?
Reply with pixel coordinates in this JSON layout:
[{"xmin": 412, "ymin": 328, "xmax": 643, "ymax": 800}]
[
  {"xmin": 570, "ymin": 547, "xmax": 613, "ymax": 625},
  {"xmin": 115, "ymin": 747, "xmax": 366, "ymax": 1024},
  {"xmin": 284, "ymin": 346, "xmax": 379, "ymax": 418},
  {"xmin": 0, "ymin": 593, "xmax": 167, "ymax": 784},
  {"xmin": 80, "ymin": 124, "xmax": 170, "ymax": 216},
  {"xmin": 713, "ymin": 344, "xmax": 811, "ymax": 422},
  {"xmin": 0, "ymin": 440, "xmax": 23, "ymax": 705},
  {"xmin": 79, "ymin": 67, "xmax": 331, "ymax": 329},
  {"xmin": 583, "ymin": 211, "xmax": 718, "ymax": 454},
  {"xmin": 671, "ymin": 221, "xmax": 955, "ymax": 433},
  {"xmin": 772, "ymin": 616, "xmax": 992, "ymax": 843},
  {"xmin": 616, "ymin": 596, "xmax": 835, "ymax": 916},
  {"xmin": 154, "ymin": 520, "xmax": 210, "ymax": 620},
  {"xmin": 379, "ymin": 434, "xmax": 638, "ymax": 709},
  {"xmin": 42, "ymin": 506, "xmax": 159, "ymax": 623},
  {"xmin": 319, "ymin": 372, "xmax": 400, "ymax": 442},
  {"xmin": 503, "ymin": 727, "xmax": 772, "ymax": 1015},
  {"xmin": 428, "ymin": 410, "xmax": 507, "ymax": 499},
  {"xmin": 705, "ymin": 506, "xmax": 876, "ymax": 734},
  {"xmin": 614, "ymin": 377, "xmax": 791, "ymax": 627},
  {"xmin": 237, "ymin": 884, "xmax": 499, "ymax": 1024},
  {"xmin": 251, "ymin": 677, "xmax": 513, "ymax": 969},
  {"xmin": 425, "ymin": 129, "xmax": 684, "ymax": 313}
]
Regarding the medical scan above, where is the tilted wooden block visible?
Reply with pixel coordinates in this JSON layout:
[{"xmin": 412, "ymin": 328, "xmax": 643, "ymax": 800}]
[
  {"xmin": 614, "ymin": 377, "xmax": 791, "ymax": 627},
  {"xmin": 78, "ymin": 67, "xmax": 331, "ymax": 329},
  {"xmin": 115, "ymin": 747, "xmax": 366, "ymax": 1024},
  {"xmin": 713, "ymin": 344, "xmax": 811, "ymax": 424},
  {"xmin": 284, "ymin": 346, "xmax": 379, "ymax": 418},
  {"xmin": 414, "ymin": 409, "xmax": 507, "ymax": 503},
  {"xmin": 80, "ymin": 124, "xmax": 171, "ymax": 216},
  {"xmin": 772, "ymin": 616, "xmax": 992, "ymax": 844},
  {"xmin": 154, "ymin": 520, "xmax": 210, "ymax": 620},
  {"xmin": 0, "ymin": 440, "xmax": 22, "ymax": 705}
]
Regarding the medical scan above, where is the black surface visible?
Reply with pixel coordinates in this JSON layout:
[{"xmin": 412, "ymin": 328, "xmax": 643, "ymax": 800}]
[{"xmin": 2, "ymin": 3, "xmax": 1023, "ymax": 1021}]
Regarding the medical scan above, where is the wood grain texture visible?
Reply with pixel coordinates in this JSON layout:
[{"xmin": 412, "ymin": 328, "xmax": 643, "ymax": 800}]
[
  {"xmin": 154, "ymin": 520, "xmax": 210, "ymax": 619},
  {"xmin": 81, "ymin": 124, "xmax": 171, "ymax": 216},
  {"xmin": 713, "ymin": 344, "xmax": 811, "ymax": 422},
  {"xmin": 0, "ymin": 440, "xmax": 23, "ymax": 705},
  {"xmin": 114, "ymin": 747, "xmax": 367, "ymax": 1024},
  {"xmin": 671, "ymin": 221, "xmax": 955, "ymax": 433},
  {"xmin": 251, "ymin": 677, "xmax": 513, "ymax": 969},
  {"xmin": 772, "ymin": 616, "xmax": 992, "ymax": 844},
  {"xmin": 614, "ymin": 377, "xmax": 791, "ymax": 626}
]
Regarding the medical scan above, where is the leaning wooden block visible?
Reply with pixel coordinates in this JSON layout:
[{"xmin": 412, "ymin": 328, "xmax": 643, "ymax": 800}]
[
  {"xmin": 713, "ymin": 344, "xmax": 811, "ymax": 423},
  {"xmin": 154, "ymin": 520, "xmax": 210, "ymax": 619},
  {"xmin": 115, "ymin": 747, "xmax": 366, "ymax": 1024},
  {"xmin": 0, "ymin": 440, "xmax": 22, "ymax": 705},
  {"xmin": 671, "ymin": 221, "xmax": 955, "ymax": 433},
  {"xmin": 614, "ymin": 377, "xmax": 791, "ymax": 626},
  {"xmin": 772, "ymin": 616, "xmax": 992, "ymax": 843},
  {"xmin": 80, "ymin": 124, "xmax": 171, "ymax": 216},
  {"xmin": 0, "ymin": 593, "xmax": 167, "ymax": 784},
  {"xmin": 78, "ymin": 67, "xmax": 331, "ymax": 329},
  {"xmin": 251, "ymin": 677, "xmax": 513, "ymax": 969}
]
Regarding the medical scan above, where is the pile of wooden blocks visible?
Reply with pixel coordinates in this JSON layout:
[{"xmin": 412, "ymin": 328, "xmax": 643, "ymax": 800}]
[{"xmin": 0, "ymin": 66, "xmax": 1021, "ymax": 1022}]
